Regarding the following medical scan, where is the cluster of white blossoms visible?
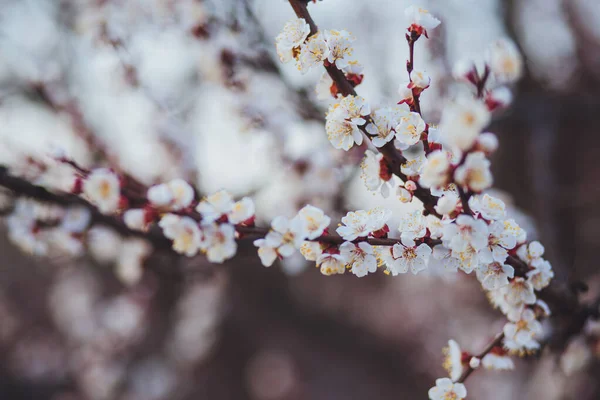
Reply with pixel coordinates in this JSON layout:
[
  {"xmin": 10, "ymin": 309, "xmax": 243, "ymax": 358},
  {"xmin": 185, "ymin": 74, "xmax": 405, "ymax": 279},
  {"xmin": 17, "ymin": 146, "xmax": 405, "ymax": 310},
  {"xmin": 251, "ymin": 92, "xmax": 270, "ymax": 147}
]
[
  {"xmin": 275, "ymin": 6, "xmax": 552, "ymax": 400},
  {"xmin": 275, "ymin": 18, "xmax": 361, "ymax": 76}
]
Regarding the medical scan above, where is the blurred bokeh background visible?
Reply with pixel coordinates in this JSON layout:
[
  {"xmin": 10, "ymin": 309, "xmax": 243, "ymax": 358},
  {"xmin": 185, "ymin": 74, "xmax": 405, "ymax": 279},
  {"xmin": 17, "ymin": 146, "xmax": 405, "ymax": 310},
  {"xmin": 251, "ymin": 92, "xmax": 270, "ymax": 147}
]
[{"xmin": 0, "ymin": 0, "xmax": 599, "ymax": 399}]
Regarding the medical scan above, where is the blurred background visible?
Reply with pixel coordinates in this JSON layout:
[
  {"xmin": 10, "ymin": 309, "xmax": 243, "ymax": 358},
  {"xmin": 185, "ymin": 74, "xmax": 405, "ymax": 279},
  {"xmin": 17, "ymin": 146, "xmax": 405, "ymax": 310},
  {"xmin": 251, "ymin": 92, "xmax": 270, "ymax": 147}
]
[{"xmin": 0, "ymin": 0, "xmax": 600, "ymax": 399}]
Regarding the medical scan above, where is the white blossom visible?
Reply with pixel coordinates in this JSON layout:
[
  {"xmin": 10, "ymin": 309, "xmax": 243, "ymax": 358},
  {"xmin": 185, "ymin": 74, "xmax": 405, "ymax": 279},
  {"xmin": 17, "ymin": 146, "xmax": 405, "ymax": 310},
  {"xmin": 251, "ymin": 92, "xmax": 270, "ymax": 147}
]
[
  {"xmin": 400, "ymin": 142, "xmax": 426, "ymax": 177},
  {"xmin": 395, "ymin": 112, "xmax": 425, "ymax": 146},
  {"xmin": 454, "ymin": 152, "xmax": 493, "ymax": 192},
  {"xmin": 299, "ymin": 241, "xmax": 323, "ymax": 262},
  {"xmin": 516, "ymin": 241, "xmax": 545, "ymax": 264},
  {"xmin": 298, "ymin": 32, "xmax": 329, "ymax": 73},
  {"xmin": 428, "ymin": 378, "xmax": 466, "ymax": 400},
  {"xmin": 479, "ymin": 220, "xmax": 517, "ymax": 264},
  {"xmin": 316, "ymin": 253, "xmax": 346, "ymax": 276},
  {"xmin": 440, "ymin": 97, "xmax": 490, "ymax": 151},
  {"xmin": 435, "ymin": 192, "xmax": 460, "ymax": 216},
  {"xmin": 227, "ymin": 197, "xmax": 255, "ymax": 224},
  {"xmin": 147, "ymin": 183, "xmax": 173, "ymax": 207},
  {"xmin": 166, "ymin": 179, "xmax": 195, "ymax": 210},
  {"xmin": 404, "ymin": 6, "xmax": 441, "ymax": 38},
  {"xmin": 83, "ymin": 168, "xmax": 121, "ymax": 214},
  {"xmin": 340, "ymin": 242, "xmax": 377, "ymax": 277},
  {"xmin": 360, "ymin": 150, "xmax": 394, "ymax": 198},
  {"xmin": 443, "ymin": 339, "xmax": 463, "ymax": 382},
  {"xmin": 382, "ymin": 238, "xmax": 431, "ymax": 275},
  {"xmin": 432, "ymin": 245, "xmax": 461, "ymax": 272},
  {"xmin": 477, "ymin": 132, "xmax": 499, "ymax": 154},
  {"xmin": 503, "ymin": 219, "xmax": 527, "ymax": 244},
  {"xmin": 469, "ymin": 193, "xmax": 506, "ymax": 220},
  {"xmin": 336, "ymin": 208, "xmax": 391, "ymax": 241},
  {"xmin": 60, "ymin": 207, "xmax": 91, "ymax": 233},
  {"xmin": 501, "ymin": 277, "xmax": 536, "ymax": 306},
  {"xmin": 325, "ymin": 95, "xmax": 370, "ymax": 151},
  {"xmin": 200, "ymin": 223, "xmax": 237, "ymax": 263},
  {"xmin": 420, "ymin": 150, "xmax": 451, "ymax": 189},
  {"xmin": 503, "ymin": 308, "xmax": 543, "ymax": 352},
  {"xmin": 276, "ymin": 18, "xmax": 310, "ymax": 63},
  {"xmin": 295, "ymin": 204, "xmax": 330, "ymax": 240},
  {"xmin": 397, "ymin": 209, "xmax": 427, "ymax": 241},
  {"xmin": 366, "ymin": 105, "xmax": 407, "ymax": 147},
  {"xmin": 487, "ymin": 39, "xmax": 523, "ymax": 83},
  {"xmin": 526, "ymin": 259, "xmax": 554, "ymax": 291},
  {"xmin": 255, "ymin": 216, "xmax": 305, "ymax": 265},
  {"xmin": 481, "ymin": 353, "xmax": 514, "ymax": 370},
  {"xmin": 442, "ymin": 214, "xmax": 488, "ymax": 252},
  {"xmin": 123, "ymin": 208, "xmax": 147, "ymax": 231},
  {"xmin": 196, "ymin": 190, "xmax": 234, "ymax": 223},
  {"xmin": 409, "ymin": 69, "xmax": 431, "ymax": 90},
  {"xmin": 476, "ymin": 262, "xmax": 515, "ymax": 290},
  {"xmin": 323, "ymin": 29, "xmax": 355, "ymax": 70},
  {"xmin": 159, "ymin": 214, "xmax": 202, "ymax": 257}
]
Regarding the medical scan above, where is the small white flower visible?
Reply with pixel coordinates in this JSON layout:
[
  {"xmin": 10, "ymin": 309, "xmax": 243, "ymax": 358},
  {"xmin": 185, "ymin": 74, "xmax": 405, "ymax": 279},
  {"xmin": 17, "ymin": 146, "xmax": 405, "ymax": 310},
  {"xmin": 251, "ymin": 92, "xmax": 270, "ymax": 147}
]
[
  {"xmin": 476, "ymin": 262, "xmax": 515, "ymax": 290},
  {"xmin": 477, "ymin": 132, "xmax": 499, "ymax": 154},
  {"xmin": 196, "ymin": 190, "xmax": 234, "ymax": 223},
  {"xmin": 323, "ymin": 29, "xmax": 355, "ymax": 69},
  {"xmin": 299, "ymin": 241, "xmax": 323, "ymax": 261},
  {"xmin": 420, "ymin": 150, "xmax": 451, "ymax": 190},
  {"xmin": 526, "ymin": 258, "xmax": 554, "ymax": 291},
  {"xmin": 440, "ymin": 97, "xmax": 490, "ymax": 151},
  {"xmin": 409, "ymin": 69, "xmax": 431, "ymax": 90},
  {"xmin": 397, "ymin": 209, "xmax": 427, "ymax": 241},
  {"xmin": 366, "ymin": 105, "xmax": 408, "ymax": 147},
  {"xmin": 360, "ymin": 150, "xmax": 394, "ymax": 198},
  {"xmin": 454, "ymin": 152, "xmax": 493, "ymax": 192},
  {"xmin": 428, "ymin": 378, "xmax": 466, "ymax": 400},
  {"xmin": 405, "ymin": 6, "xmax": 441, "ymax": 38},
  {"xmin": 516, "ymin": 241, "xmax": 545, "ymax": 264},
  {"xmin": 340, "ymin": 242, "xmax": 377, "ymax": 277},
  {"xmin": 254, "ymin": 236, "xmax": 279, "ymax": 267},
  {"xmin": 435, "ymin": 192, "xmax": 460, "ymax": 216},
  {"xmin": 200, "ymin": 223, "xmax": 237, "ymax": 263},
  {"xmin": 452, "ymin": 244, "xmax": 481, "ymax": 274},
  {"xmin": 342, "ymin": 60, "xmax": 364, "ymax": 75},
  {"xmin": 442, "ymin": 214, "xmax": 489, "ymax": 252},
  {"xmin": 295, "ymin": 205, "xmax": 330, "ymax": 240},
  {"xmin": 316, "ymin": 253, "xmax": 346, "ymax": 276},
  {"xmin": 426, "ymin": 215, "xmax": 445, "ymax": 239},
  {"xmin": 123, "ymin": 208, "xmax": 147, "ymax": 231},
  {"xmin": 167, "ymin": 179, "xmax": 195, "ymax": 210},
  {"xmin": 315, "ymin": 72, "xmax": 335, "ymax": 101},
  {"xmin": 325, "ymin": 96, "xmax": 370, "ymax": 150},
  {"xmin": 227, "ymin": 197, "xmax": 255, "ymax": 224},
  {"xmin": 443, "ymin": 339, "xmax": 464, "ymax": 382},
  {"xmin": 385, "ymin": 238, "xmax": 431, "ymax": 275},
  {"xmin": 481, "ymin": 353, "xmax": 514, "ymax": 370},
  {"xmin": 298, "ymin": 32, "xmax": 330, "ymax": 73},
  {"xmin": 503, "ymin": 308, "xmax": 543, "ymax": 352},
  {"xmin": 395, "ymin": 112, "xmax": 426, "ymax": 146},
  {"xmin": 336, "ymin": 208, "xmax": 391, "ymax": 241},
  {"xmin": 276, "ymin": 18, "xmax": 311, "ymax": 63},
  {"xmin": 487, "ymin": 38, "xmax": 523, "ymax": 83},
  {"xmin": 400, "ymin": 142, "xmax": 427, "ymax": 177},
  {"xmin": 398, "ymin": 80, "xmax": 414, "ymax": 104},
  {"xmin": 503, "ymin": 218, "xmax": 527, "ymax": 244},
  {"xmin": 83, "ymin": 168, "xmax": 121, "ymax": 214},
  {"xmin": 432, "ymin": 244, "xmax": 461, "ymax": 272},
  {"xmin": 501, "ymin": 277, "xmax": 536, "ymax": 306},
  {"xmin": 61, "ymin": 207, "xmax": 91, "ymax": 233},
  {"xmin": 486, "ymin": 86, "xmax": 513, "ymax": 109},
  {"xmin": 262, "ymin": 216, "xmax": 305, "ymax": 258},
  {"xmin": 147, "ymin": 183, "xmax": 173, "ymax": 207},
  {"xmin": 469, "ymin": 193, "xmax": 506, "ymax": 220},
  {"xmin": 159, "ymin": 214, "xmax": 202, "ymax": 257},
  {"xmin": 479, "ymin": 220, "xmax": 517, "ymax": 264},
  {"xmin": 115, "ymin": 239, "xmax": 151, "ymax": 286}
]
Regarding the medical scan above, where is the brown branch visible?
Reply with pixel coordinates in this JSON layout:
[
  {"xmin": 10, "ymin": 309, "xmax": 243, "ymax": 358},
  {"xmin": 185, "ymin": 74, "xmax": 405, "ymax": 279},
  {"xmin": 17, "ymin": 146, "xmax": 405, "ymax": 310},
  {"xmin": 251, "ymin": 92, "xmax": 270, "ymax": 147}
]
[{"xmin": 457, "ymin": 332, "xmax": 505, "ymax": 383}]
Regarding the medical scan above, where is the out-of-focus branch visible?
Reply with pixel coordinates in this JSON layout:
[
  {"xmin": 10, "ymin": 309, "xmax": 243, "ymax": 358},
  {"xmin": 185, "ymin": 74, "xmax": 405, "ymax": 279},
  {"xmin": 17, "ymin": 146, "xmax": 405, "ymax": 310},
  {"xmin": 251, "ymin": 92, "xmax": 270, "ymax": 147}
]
[{"xmin": 457, "ymin": 332, "xmax": 505, "ymax": 383}]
